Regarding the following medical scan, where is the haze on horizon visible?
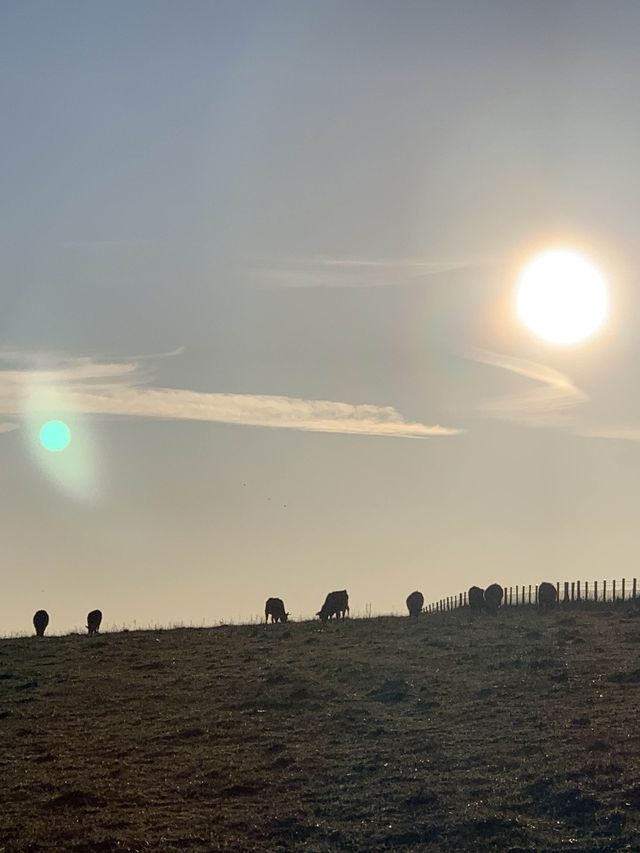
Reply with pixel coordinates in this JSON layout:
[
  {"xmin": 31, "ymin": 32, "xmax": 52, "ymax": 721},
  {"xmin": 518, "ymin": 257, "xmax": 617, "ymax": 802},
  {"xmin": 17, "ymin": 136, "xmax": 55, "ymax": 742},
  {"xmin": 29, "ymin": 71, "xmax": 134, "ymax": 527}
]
[{"xmin": 3, "ymin": 0, "xmax": 640, "ymax": 634}]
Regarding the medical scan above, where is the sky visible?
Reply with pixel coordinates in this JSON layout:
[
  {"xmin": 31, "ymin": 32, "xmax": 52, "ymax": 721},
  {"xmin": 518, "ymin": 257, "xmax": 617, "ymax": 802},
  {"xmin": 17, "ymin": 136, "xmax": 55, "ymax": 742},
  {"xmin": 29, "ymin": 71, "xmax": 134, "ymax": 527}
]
[{"xmin": 3, "ymin": 1, "xmax": 640, "ymax": 633}]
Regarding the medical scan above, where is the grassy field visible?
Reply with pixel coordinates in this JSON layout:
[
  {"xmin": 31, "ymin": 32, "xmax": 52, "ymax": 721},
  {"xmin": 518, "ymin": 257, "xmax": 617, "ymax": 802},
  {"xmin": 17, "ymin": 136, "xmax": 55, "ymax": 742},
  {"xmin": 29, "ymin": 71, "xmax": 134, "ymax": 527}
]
[{"xmin": 2, "ymin": 604, "xmax": 640, "ymax": 851}]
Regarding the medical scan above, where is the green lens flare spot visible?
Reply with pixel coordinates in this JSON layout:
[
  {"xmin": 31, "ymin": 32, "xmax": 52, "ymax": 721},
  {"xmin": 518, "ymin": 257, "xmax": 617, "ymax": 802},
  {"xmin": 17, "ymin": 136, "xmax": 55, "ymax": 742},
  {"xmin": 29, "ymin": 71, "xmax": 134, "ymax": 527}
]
[{"xmin": 39, "ymin": 420, "xmax": 71, "ymax": 452}]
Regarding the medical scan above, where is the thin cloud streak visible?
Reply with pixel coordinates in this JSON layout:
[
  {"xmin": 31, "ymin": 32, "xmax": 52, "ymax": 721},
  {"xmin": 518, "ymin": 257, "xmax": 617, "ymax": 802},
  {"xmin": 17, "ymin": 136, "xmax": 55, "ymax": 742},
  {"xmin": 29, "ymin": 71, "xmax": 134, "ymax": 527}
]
[
  {"xmin": 574, "ymin": 426, "xmax": 640, "ymax": 442},
  {"xmin": 0, "ymin": 354, "xmax": 460, "ymax": 440},
  {"xmin": 467, "ymin": 347, "xmax": 588, "ymax": 427},
  {"xmin": 254, "ymin": 255, "xmax": 493, "ymax": 289}
]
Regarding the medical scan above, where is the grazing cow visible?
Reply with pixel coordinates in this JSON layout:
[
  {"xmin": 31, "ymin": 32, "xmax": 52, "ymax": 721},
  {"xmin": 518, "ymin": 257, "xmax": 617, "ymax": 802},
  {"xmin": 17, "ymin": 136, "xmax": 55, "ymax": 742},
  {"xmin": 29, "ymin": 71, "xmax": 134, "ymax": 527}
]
[
  {"xmin": 317, "ymin": 590, "xmax": 349, "ymax": 624},
  {"xmin": 538, "ymin": 582, "xmax": 557, "ymax": 609},
  {"xmin": 484, "ymin": 584, "xmax": 504, "ymax": 613},
  {"xmin": 33, "ymin": 610, "xmax": 49, "ymax": 637},
  {"xmin": 468, "ymin": 586, "xmax": 485, "ymax": 613},
  {"xmin": 406, "ymin": 590, "xmax": 424, "ymax": 617},
  {"xmin": 87, "ymin": 609, "xmax": 102, "ymax": 635},
  {"xmin": 265, "ymin": 597, "xmax": 289, "ymax": 623}
]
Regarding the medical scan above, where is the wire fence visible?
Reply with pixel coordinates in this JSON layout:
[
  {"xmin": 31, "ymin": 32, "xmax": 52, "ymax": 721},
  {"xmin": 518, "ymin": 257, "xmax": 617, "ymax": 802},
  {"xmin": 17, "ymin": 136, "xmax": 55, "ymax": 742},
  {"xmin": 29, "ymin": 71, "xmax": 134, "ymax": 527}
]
[{"xmin": 425, "ymin": 578, "xmax": 639, "ymax": 613}]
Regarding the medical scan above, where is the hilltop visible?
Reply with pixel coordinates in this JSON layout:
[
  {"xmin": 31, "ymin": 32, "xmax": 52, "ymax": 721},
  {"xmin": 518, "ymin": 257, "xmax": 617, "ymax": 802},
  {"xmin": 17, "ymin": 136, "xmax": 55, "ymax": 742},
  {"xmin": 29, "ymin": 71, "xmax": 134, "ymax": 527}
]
[{"xmin": 1, "ymin": 604, "xmax": 640, "ymax": 851}]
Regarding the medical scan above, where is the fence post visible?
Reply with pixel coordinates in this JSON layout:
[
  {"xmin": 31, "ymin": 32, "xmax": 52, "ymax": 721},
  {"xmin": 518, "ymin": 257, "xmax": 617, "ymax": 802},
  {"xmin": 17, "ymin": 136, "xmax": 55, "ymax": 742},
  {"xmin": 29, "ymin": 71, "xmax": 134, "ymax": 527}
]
[
  {"xmin": 535, "ymin": 584, "xmax": 539, "ymax": 605},
  {"xmin": 594, "ymin": 580, "xmax": 598, "ymax": 602},
  {"xmin": 571, "ymin": 582, "xmax": 575, "ymax": 602},
  {"xmin": 464, "ymin": 591, "xmax": 467, "ymax": 606},
  {"xmin": 603, "ymin": 580, "xmax": 607, "ymax": 602},
  {"xmin": 622, "ymin": 578, "xmax": 626, "ymax": 601},
  {"xmin": 459, "ymin": 592, "xmax": 463, "ymax": 608},
  {"xmin": 577, "ymin": 580, "xmax": 581, "ymax": 601},
  {"xmin": 585, "ymin": 581, "xmax": 589, "ymax": 601},
  {"xmin": 564, "ymin": 582, "xmax": 570, "ymax": 603},
  {"xmin": 634, "ymin": 578, "xmax": 637, "ymax": 599},
  {"xmin": 613, "ymin": 580, "xmax": 617, "ymax": 601},
  {"xmin": 556, "ymin": 582, "xmax": 560, "ymax": 601},
  {"xmin": 509, "ymin": 587, "xmax": 513, "ymax": 606},
  {"xmin": 528, "ymin": 584, "xmax": 532, "ymax": 605}
]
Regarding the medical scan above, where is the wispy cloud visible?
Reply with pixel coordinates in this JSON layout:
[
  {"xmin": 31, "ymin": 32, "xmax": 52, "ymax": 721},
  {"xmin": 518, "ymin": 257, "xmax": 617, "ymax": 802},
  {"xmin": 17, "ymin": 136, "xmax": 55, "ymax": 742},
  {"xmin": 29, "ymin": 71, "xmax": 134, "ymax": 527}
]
[
  {"xmin": 0, "ymin": 422, "xmax": 18, "ymax": 433},
  {"xmin": 0, "ymin": 352, "xmax": 460, "ymax": 440},
  {"xmin": 253, "ymin": 255, "xmax": 494, "ymax": 289},
  {"xmin": 574, "ymin": 425, "xmax": 640, "ymax": 442},
  {"xmin": 467, "ymin": 347, "xmax": 588, "ymax": 427}
]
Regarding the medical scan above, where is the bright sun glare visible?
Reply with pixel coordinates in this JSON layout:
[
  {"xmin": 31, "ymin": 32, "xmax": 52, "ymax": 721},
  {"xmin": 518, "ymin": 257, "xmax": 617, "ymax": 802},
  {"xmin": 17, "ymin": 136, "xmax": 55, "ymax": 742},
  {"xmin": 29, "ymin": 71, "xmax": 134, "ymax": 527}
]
[{"xmin": 516, "ymin": 249, "xmax": 608, "ymax": 345}]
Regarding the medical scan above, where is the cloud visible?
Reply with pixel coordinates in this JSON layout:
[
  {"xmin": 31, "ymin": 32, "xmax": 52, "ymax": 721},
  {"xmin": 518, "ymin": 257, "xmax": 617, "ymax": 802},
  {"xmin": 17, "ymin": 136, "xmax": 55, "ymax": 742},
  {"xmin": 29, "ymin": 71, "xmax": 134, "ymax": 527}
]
[
  {"xmin": 253, "ymin": 255, "xmax": 493, "ymax": 289},
  {"xmin": 574, "ymin": 425, "xmax": 640, "ymax": 442},
  {"xmin": 0, "ymin": 352, "xmax": 460, "ymax": 440},
  {"xmin": 467, "ymin": 347, "xmax": 588, "ymax": 427},
  {"xmin": 0, "ymin": 422, "xmax": 18, "ymax": 433}
]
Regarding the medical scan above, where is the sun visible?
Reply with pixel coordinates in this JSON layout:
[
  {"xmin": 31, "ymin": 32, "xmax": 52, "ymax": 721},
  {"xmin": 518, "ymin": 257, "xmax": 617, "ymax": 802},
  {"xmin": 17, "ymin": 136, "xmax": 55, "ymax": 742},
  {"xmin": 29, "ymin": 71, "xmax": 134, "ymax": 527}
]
[{"xmin": 516, "ymin": 249, "xmax": 608, "ymax": 345}]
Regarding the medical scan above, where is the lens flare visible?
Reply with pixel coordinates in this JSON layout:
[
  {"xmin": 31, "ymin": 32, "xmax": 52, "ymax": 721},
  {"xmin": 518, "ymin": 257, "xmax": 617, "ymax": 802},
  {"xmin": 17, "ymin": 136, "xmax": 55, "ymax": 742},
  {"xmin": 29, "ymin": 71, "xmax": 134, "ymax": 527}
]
[{"xmin": 39, "ymin": 420, "xmax": 71, "ymax": 452}]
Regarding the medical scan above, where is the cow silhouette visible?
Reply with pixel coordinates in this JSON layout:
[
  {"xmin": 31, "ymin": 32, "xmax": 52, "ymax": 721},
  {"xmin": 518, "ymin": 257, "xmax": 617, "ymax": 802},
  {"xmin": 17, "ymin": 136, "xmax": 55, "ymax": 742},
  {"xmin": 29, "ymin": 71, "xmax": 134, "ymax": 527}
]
[
  {"xmin": 406, "ymin": 590, "xmax": 424, "ymax": 617},
  {"xmin": 468, "ymin": 586, "xmax": 484, "ymax": 612},
  {"xmin": 484, "ymin": 584, "xmax": 504, "ymax": 613},
  {"xmin": 265, "ymin": 597, "xmax": 288, "ymax": 623},
  {"xmin": 538, "ymin": 582, "xmax": 557, "ymax": 609},
  {"xmin": 87, "ymin": 609, "xmax": 102, "ymax": 635},
  {"xmin": 33, "ymin": 610, "xmax": 49, "ymax": 637},
  {"xmin": 317, "ymin": 590, "xmax": 349, "ymax": 624}
]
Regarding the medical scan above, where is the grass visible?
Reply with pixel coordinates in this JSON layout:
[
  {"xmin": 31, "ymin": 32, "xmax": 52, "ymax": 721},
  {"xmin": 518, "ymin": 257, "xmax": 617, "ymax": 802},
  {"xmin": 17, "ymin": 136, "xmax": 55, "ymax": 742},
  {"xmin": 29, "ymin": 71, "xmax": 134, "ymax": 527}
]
[{"xmin": 2, "ymin": 603, "xmax": 640, "ymax": 851}]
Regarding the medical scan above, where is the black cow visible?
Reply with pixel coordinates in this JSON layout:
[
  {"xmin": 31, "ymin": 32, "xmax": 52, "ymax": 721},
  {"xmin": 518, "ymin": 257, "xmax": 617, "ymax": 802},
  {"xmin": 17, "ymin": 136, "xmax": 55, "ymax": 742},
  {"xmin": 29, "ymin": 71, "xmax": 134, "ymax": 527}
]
[
  {"xmin": 33, "ymin": 610, "xmax": 49, "ymax": 637},
  {"xmin": 317, "ymin": 590, "xmax": 349, "ymax": 624},
  {"xmin": 265, "ymin": 597, "xmax": 289, "ymax": 623},
  {"xmin": 484, "ymin": 584, "xmax": 504, "ymax": 613},
  {"xmin": 406, "ymin": 590, "xmax": 424, "ymax": 617},
  {"xmin": 87, "ymin": 609, "xmax": 102, "ymax": 635},
  {"xmin": 468, "ymin": 586, "xmax": 484, "ymax": 612},
  {"xmin": 538, "ymin": 582, "xmax": 557, "ymax": 609}
]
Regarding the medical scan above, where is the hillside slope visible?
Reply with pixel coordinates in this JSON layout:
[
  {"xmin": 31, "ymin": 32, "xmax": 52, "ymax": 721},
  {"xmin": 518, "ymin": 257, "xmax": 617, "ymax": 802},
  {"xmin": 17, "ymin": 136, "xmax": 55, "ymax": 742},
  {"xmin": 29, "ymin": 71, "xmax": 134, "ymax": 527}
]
[{"xmin": 1, "ymin": 605, "xmax": 640, "ymax": 851}]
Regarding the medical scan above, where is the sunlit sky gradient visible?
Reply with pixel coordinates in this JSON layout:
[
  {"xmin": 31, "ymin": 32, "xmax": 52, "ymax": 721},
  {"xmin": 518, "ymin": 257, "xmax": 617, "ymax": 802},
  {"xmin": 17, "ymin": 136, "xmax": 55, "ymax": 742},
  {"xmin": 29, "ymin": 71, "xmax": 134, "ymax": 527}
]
[{"xmin": 3, "ymin": 1, "xmax": 640, "ymax": 633}]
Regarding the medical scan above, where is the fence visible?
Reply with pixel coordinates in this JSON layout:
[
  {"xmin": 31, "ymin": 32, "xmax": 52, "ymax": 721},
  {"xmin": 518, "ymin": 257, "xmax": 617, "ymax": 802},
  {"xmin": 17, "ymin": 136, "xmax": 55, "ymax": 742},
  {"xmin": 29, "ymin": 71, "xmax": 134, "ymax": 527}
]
[{"xmin": 425, "ymin": 578, "xmax": 638, "ymax": 614}]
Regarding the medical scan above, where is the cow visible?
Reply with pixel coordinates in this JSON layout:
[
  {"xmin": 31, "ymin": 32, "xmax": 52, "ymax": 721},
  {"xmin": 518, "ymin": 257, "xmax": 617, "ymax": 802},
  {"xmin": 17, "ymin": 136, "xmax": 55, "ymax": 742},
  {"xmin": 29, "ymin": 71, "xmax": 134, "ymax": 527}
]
[
  {"xmin": 33, "ymin": 610, "xmax": 49, "ymax": 637},
  {"xmin": 484, "ymin": 584, "xmax": 504, "ymax": 613},
  {"xmin": 317, "ymin": 590, "xmax": 349, "ymax": 624},
  {"xmin": 265, "ymin": 597, "xmax": 289, "ymax": 624},
  {"xmin": 468, "ymin": 586, "xmax": 484, "ymax": 613},
  {"xmin": 87, "ymin": 609, "xmax": 102, "ymax": 635},
  {"xmin": 406, "ymin": 590, "xmax": 424, "ymax": 617},
  {"xmin": 538, "ymin": 582, "xmax": 557, "ymax": 609}
]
